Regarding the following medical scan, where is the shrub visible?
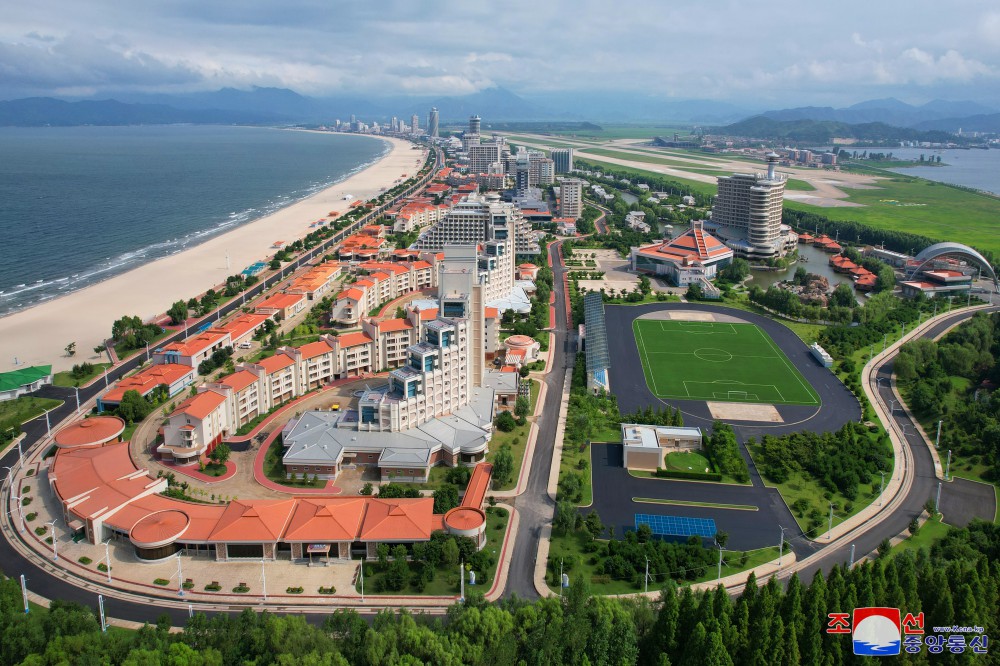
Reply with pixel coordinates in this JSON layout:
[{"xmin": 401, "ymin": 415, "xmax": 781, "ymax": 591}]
[
  {"xmin": 232, "ymin": 584, "xmax": 250, "ymax": 593},
  {"xmin": 20, "ymin": 485, "xmax": 30, "ymax": 493},
  {"xmin": 98, "ymin": 563, "xmax": 110, "ymax": 573},
  {"xmin": 494, "ymin": 411, "xmax": 517, "ymax": 432},
  {"xmin": 204, "ymin": 582, "xmax": 222, "ymax": 592},
  {"xmin": 34, "ymin": 526, "xmax": 46, "ymax": 536},
  {"xmin": 318, "ymin": 586, "xmax": 336, "ymax": 595},
  {"xmin": 154, "ymin": 578, "xmax": 170, "ymax": 586},
  {"xmin": 21, "ymin": 497, "xmax": 32, "ymax": 506},
  {"xmin": 286, "ymin": 586, "xmax": 304, "ymax": 594},
  {"xmin": 25, "ymin": 512, "xmax": 37, "ymax": 522},
  {"xmin": 360, "ymin": 482, "xmax": 374, "ymax": 496},
  {"xmin": 78, "ymin": 556, "xmax": 92, "ymax": 565},
  {"xmin": 654, "ymin": 468, "xmax": 723, "ymax": 482}
]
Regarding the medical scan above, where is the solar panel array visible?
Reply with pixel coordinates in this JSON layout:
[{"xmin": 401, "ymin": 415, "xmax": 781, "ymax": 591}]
[
  {"xmin": 635, "ymin": 513, "xmax": 717, "ymax": 538},
  {"xmin": 584, "ymin": 291, "xmax": 610, "ymax": 377}
]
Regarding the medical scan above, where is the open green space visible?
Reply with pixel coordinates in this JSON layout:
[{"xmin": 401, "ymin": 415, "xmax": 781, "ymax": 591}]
[
  {"xmin": 53, "ymin": 362, "xmax": 112, "ymax": 387},
  {"xmin": 0, "ymin": 396, "xmax": 63, "ymax": 435},
  {"xmin": 889, "ymin": 515, "xmax": 953, "ymax": 559},
  {"xmin": 785, "ymin": 174, "xmax": 1000, "ymax": 257},
  {"xmin": 486, "ymin": 379, "xmax": 540, "ymax": 491},
  {"xmin": 262, "ymin": 436, "xmax": 325, "ymax": 488},
  {"xmin": 632, "ymin": 319, "xmax": 820, "ymax": 405},
  {"xmin": 632, "ymin": 497, "xmax": 758, "ymax": 511},
  {"xmin": 664, "ymin": 450, "xmax": 711, "ymax": 473}
]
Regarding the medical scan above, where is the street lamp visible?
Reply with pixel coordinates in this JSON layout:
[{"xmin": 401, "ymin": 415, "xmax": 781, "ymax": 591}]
[
  {"xmin": 102, "ymin": 539, "xmax": 113, "ymax": 583},
  {"xmin": 11, "ymin": 495, "xmax": 26, "ymax": 532},
  {"xmin": 777, "ymin": 526, "xmax": 790, "ymax": 566},
  {"xmin": 46, "ymin": 520, "xmax": 58, "ymax": 559}
]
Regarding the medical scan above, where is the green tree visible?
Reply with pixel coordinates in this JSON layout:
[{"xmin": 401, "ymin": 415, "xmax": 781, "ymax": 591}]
[
  {"xmin": 554, "ymin": 500, "xmax": 577, "ymax": 534},
  {"xmin": 117, "ymin": 389, "xmax": 151, "ymax": 424},
  {"xmin": 432, "ymin": 484, "xmax": 460, "ymax": 514},
  {"xmin": 64, "ymin": 342, "xmax": 76, "ymax": 357},
  {"xmin": 492, "ymin": 444, "xmax": 514, "ymax": 488},
  {"xmin": 208, "ymin": 442, "xmax": 231, "ymax": 466},
  {"xmin": 514, "ymin": 395, "xmax": 530, "ymax": 418},
  {"xmin": 494, "ymin": 411, "xmax": 517, "ymax": 432},
  {"xmin": 168, "ymin": 300, "xmax": 189, "ymax": 325}
]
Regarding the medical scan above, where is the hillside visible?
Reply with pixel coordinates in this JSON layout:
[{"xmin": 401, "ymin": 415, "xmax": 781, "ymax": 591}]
[{"xmin": 718, "ymin": 116, "xmax": 961, "ymax": 144}]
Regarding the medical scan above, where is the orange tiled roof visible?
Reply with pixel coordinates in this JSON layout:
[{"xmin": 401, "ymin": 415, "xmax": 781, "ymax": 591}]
[
  {"xmin": 284, "ymin": 498, "xmax": 367, "ymax": 542},
  {"xmin": 359, "ymin": 498, "xmax": 435, "ymax": 541},
  {"xmin": 219, "ymin": 370, "xmax": 257, "ymax": 393},
  {"xmin": 338, "ymin": 287, "xmax": 366, "ymax": 301},
  {"xmin": 377, "ymin": 318, "xmax": 414, "ymax": 333},
  {"xmin": 256, "ymin": 293, "xmax": 304, "ymax": 311},
  {"xmin": 299, "ymin": 340, "xmax": 334, "ymax": 360},
  {"xmin": 460, "ymin": 463, "xmax": 493, "ymax": 509},
  {"xmin": 102, "ymin": 364, "xmax": 192, "ymax": 403},
  {"xmin": 159, "ymin": 331, "xmax": 229, "ymax": 357},
  {"xmin": 635, "ymin": 226, "xmax": 731, "ymax": 263},
  {"xmin": 257, "ymin": 353, "xmax": 295, "ymax": 373},
  {"xmin": 210, "ymin": 499, "xmax": 297, "ymax": 542},
  {"xmin": 410, "ymin": 260, "xmax": 432, "ymax": 270},
  {"xmin": 484, "ymin": 307, "xmax": 499, "ymax": 319},
  {"xmin": 216, "ymin": 313, "xmax": 269, "ymax": 341},
  {"xmin": 171, "ymin": 390, "xmax": 227, "ymax": 420},
  {"xmin": 418, "ymin": 308, "xmax": 439, "ymax": 321},
  {"xmin": 337, "ymin": 331, "xmax": 374, "ymax": 348}
]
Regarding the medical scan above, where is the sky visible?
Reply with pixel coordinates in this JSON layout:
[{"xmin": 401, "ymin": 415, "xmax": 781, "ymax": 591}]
[{"xmin": 2, "ymin": 0, "xmax": 999, "ymax": 108}]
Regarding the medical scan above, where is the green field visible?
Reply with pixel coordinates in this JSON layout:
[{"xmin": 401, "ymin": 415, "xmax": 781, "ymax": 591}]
[{"xmin": 633, "ymin": 319, "xmax": 820, "ymax": 405}]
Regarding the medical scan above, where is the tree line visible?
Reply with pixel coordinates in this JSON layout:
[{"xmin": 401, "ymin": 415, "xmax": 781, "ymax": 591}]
[{"xmin": 4, "ymin": 519, "xmax": 999, "ymax": 664}]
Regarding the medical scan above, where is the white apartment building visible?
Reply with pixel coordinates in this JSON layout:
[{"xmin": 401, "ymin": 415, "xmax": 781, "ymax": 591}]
[
  {"xmin": 536, "ymin": 158, "xmax": 555, "ymax": 185},
  {"xmin": 560, "ymin": 178, "xmax": 584, "ymax": 219},
  {"xmin": 413, "ymin": 192, "xmax": 539, "ymax": 256},
  {"xmin": 467, "ymin": 141, "xmax": 503, "ymax": 175}
]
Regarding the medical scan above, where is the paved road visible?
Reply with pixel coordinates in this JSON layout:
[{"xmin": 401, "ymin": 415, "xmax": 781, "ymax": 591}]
[
  {"xmin": 791, "ymin": 306, "xmax": 999, "ymax": 583},
  {"xmin": 503, "ymin": 237, "xmax": 573, "ymax": 599}
]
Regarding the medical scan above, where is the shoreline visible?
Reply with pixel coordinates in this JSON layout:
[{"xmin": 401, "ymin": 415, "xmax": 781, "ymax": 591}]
[{"xmin": 0, "ymin": 135, "xmax": 427, "ymax": 373}]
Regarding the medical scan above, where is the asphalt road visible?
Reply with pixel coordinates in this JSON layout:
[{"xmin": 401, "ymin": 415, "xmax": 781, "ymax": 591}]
[
  {"xmin": 503, "ymin": 236, "xmax": 574, "ymax": 600},
  {"xmin": 792, "ymin": 306, "xmax": 999, "ymax": 583}
]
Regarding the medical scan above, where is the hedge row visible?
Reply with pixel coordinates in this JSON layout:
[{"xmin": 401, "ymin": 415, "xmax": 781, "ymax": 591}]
[{"xmin": 653, "ymin": 468, "xmax": 723, "ymax": 482}]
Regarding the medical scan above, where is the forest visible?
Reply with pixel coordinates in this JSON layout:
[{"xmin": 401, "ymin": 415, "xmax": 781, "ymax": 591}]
[
  {"xmin": 3, "ymin": 520, "xmax": 999, "ymax": 664},
  {"xmin": 895, "ymin": 311, "xmax": 1000, "ymax": 480}
]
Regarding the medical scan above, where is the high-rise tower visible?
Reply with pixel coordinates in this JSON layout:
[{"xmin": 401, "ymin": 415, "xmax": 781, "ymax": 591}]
[
  {"xmin": 469, "ymin": 115, "xmax": 481, "ymax": 136},
  {"xmin": 711, "ymin": 153, "xmax": 789, "ymax": 258},
  {"xmin": 428, "ymin": 107, "xmax": 439, "ymax": 137}
]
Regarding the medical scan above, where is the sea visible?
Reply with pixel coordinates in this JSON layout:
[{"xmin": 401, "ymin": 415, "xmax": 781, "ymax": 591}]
[
  {"xmin": 0, "ymin": 125, "xmax": 389, "ymax": 316},
  {"xmin": 882, "ymin": 147, "xmax": 1000, "ymax": 195}
]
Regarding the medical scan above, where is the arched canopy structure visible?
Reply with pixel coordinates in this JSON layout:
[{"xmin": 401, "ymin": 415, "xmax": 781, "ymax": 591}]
[{"xmin": 907, "ymin": 242, "xmax": 998, "ymax": 291}]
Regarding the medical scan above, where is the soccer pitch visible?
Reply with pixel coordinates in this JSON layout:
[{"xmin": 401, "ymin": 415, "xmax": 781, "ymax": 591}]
[{"xmin": 632, "ymin": 319, "xmax": 820, "ymax": 406}]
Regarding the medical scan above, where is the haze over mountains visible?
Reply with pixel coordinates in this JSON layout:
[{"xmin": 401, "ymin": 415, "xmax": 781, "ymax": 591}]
[{"xmin": 0, "ymin": 86, "xmax": 997, "ymax": 132}]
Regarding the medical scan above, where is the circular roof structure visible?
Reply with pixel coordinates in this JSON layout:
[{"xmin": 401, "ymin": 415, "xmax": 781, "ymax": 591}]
[
  {"xmin": 504, "ymin": 335, "xmax": 537, "ymax": 349},
  {"xmin": 443, "ymin": 506, "xmax": 486, "ymax": 532},
  {"xmin": 909, "ymin": 242, "xmax": 998, "ymax": 289},
  {"xmin": 53, "ymin": 416, "xmax": 126, "ymax": 449},
  {"xmin": 130, "ymin": 510, "xmax": 190, "ymax": 548}
]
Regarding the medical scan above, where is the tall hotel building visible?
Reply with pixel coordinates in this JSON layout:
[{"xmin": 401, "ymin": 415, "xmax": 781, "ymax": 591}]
[
  {"xmin": 427, "ymin": 107, "xmax": 439, "ymax": 137},
  {"xmin": 551, "ymin": 148, "xmax": 574, "ymax": 174},
  {"xmin": 415, "ymin": 192, "xmax": 540, "ymax": 256},
  {"xmin": 710, "ymin": 153, "xmax": 796, "ymax": 258},
  {"xmin": 560, "ymin": 178, "xmax": 584, "ymax": 219}
]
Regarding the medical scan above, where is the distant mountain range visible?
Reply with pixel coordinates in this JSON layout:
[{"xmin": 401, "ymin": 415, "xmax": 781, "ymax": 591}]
[
  {"xmin": 759, "ymin": 97, "xmax": 997, "ymax": 131},
  {"xmin": 0, "ymin": 87, "xmax": 997, "ymax": 133},
  {"xmin": 718, "ymin": 116, "xmax": 962, "ymax": 144}
]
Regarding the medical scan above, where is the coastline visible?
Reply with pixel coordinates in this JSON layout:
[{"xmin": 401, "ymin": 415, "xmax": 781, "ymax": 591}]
[{"xmin": 0, "ymin": 135, "xmax": 426, "ymax": 373}]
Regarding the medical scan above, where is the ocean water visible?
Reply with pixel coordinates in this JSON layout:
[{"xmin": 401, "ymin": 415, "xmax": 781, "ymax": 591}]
[
  {"xmin": 0, "ymin": 126, "xmax": 388, "ymax": 315},
  {"xmin": 883, "ymin": 147, "xmax": 1000, "ymax": 195}
]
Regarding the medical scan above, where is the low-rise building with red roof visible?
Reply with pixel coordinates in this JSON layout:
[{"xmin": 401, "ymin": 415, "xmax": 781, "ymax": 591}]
[
  {"xmin": 254, "ymin": 292, "xmax": 306, "ymax": 320},
  {"xmin": 211, "ymin": 312, "xmax": 270, "ymax": 347},
  {"xmin": 153, "ymin": 330, "xmax": 232, "ymax": 369},
  {"xmin": 630, "ymin": 221, "xmax": 735, "ymax": 286},
  {"xmin": 99, "ymin": 364, "xmax": 195, "ymax": 411}
]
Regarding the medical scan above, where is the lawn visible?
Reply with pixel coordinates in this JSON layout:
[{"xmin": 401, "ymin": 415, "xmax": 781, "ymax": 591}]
[
  {"xmin": 785, "ymin": 174, "xmax": 1000, "ymax": 257},
  {"xmin": 747, "ymin": 440, "xmax": 891, "ymax": 536},
  {"xmin": 632, "ymin": 319, "xmax": 820, "ymax": 405},
  {"xmin": 53, "ymin": 362, "xmax": 112, "ymax": 388},
  {"xmin": 889, "ymin": 516, "xmax": 952, "ymax": 559},
  {"xmin": 663, "ymin": 450, "xmax": 711, "ymax": 474},
  {"xmin": 0, "ymin": 396, "xmax": 63, "ymax": 434},
  {"xmin": 487, "ymin": 379, "xmax": 540, "ymax": 491},
  {"xmin": 356, "ymin": 507, "xmax": 509, "ymax": 596}
]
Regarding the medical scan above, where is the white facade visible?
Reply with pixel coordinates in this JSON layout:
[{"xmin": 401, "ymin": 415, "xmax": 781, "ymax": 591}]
[
  {"xmin": 560, "ymin": 178, "xmax": 584, "ymax": 219},
  {"xmin": 414, "ymin": 192, "xmax": 539, "ymax": 255}
]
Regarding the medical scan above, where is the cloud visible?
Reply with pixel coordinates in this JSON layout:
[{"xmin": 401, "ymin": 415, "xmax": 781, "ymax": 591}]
[{"xmin": 0, "ymin": 1, "xmax": 996, "ymax": 105}]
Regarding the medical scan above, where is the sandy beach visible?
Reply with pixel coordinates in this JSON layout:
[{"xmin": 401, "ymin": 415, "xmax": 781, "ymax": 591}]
[{"xmin": 0, "ymin": 135, "xmax": 427, "ymax": 373}]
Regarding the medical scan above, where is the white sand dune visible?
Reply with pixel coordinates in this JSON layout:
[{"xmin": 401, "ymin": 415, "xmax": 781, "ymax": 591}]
[{"xmin": 0, "ymin": 136, "xmax": 426, "ymax": 373}]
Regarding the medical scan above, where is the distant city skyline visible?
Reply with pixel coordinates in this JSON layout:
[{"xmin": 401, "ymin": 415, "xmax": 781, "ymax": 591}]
[{"xmin": 1, "ymin": 1, "xmax": 998, "ymax": 107}]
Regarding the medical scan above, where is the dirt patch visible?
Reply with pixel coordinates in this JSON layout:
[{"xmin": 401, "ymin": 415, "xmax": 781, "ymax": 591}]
[
  {"xmin": 707, "ymin": 402, "xmax": 783, "ymax": 422},
  {"xmin": 636, "ymin": 310, "xmax": 745, "ymax": 324}
]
